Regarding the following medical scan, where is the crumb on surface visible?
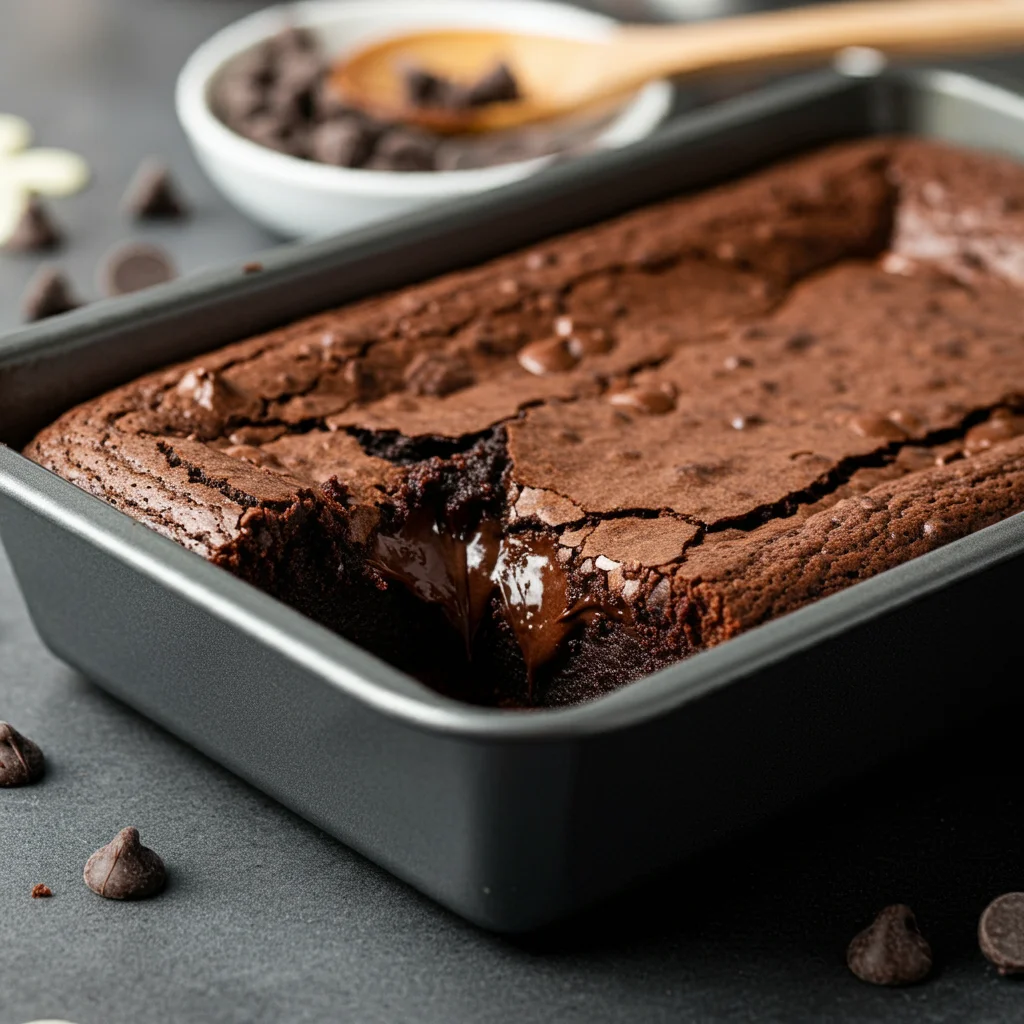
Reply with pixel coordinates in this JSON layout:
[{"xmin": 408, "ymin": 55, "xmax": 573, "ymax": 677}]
[{"xmin": 31, "ymin": 883, "xmax": 53, "ymax": 898}]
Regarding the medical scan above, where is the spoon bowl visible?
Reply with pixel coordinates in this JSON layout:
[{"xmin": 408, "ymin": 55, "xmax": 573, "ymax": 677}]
[{"xmin": 332, "ymin": 30, "xmax": 619, "ymax": 134}]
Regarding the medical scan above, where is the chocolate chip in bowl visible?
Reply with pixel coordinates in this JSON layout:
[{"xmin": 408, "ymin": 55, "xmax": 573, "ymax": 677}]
[
  {"xmin": 174, "ymin": 1, "xmax": 673, "ymax": 237},
  {"xmin": 211, "ymin": 28, "xmax": 612, "ymax": 175}
]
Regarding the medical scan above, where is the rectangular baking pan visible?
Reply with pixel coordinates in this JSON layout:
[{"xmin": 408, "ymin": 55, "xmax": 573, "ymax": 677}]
[{"xmin": 3, "ymin": 68, "xmax": 1024, "ymax": 932}]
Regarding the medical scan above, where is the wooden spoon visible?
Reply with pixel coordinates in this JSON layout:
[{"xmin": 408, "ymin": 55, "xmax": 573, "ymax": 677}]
[{"xmin": 331, "ymin": 0, "xmax": 1024, "ymax": 134}]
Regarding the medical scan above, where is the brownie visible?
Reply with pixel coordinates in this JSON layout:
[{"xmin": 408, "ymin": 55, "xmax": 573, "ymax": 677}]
[{"xmin": 26, "ymin": 139, "xmax": 1024, "ymax": 707}]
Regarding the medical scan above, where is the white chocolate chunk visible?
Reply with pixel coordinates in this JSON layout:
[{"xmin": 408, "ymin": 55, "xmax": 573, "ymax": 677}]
[
  {"xmin": 0, "ymin": 184, "xmax": 28, "ymax": 245},
  {"xmin": 0, "ymin": 113, "xmax": 31, "ymax": 156},
  {"xmin": 8, "ymin": 148, "xmax": 90, "ymax": 195}
]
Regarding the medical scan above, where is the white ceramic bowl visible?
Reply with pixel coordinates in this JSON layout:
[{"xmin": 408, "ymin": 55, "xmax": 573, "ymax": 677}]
[{"xmin": 175, "ymin": 0, "xmax": 674, "ymax": 239}]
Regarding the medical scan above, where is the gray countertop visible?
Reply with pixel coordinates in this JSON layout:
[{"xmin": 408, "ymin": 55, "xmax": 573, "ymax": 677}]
[{"xmin": 5, "ymin": 2, "xmax": 1024, "ymax": 1022}]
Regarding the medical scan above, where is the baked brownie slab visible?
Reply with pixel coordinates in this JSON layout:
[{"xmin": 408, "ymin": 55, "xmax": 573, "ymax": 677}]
[{"xmin": 26, "ymin": 139, "xmax": 1024, "ymax": 706}]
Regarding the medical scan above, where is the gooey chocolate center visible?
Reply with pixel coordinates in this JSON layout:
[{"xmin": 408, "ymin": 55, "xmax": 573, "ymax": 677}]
[{"xmin": 372, "ymin": 511, "xmax": 588, "ymax": 687}]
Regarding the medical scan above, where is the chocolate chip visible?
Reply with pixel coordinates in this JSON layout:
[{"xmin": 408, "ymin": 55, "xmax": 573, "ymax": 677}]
[
  {"xmin": 517, "ymin": 337, "xmax": 579, "ymax": 376},
  {"xmin": 310, "ymin": 117, "xmax": 376, "ymax": 167},
  {"xmin": 101, "ymin": 242, "xmax": 177, "ymax": 296},
  {"xmin": 312, "ymin": 78, "xmax": 353, "ymax": 120},
  {"xmin": 267, "ymin": 50, "xmax": 324, "ymax": 121},
  {"xmin": 366, "ymin": 127, "xmax": 437, "ymax": 172},
  {"xmin": 785, "ymin": 331, "xmax": 817, "ymax": 351},
  {"xmin": 403, "ymin": 352, "xmax": 475, "ymax": 397},
  {"xmin": 215, "ymin": 72, "xmax": 268, "ymax": 125},
  {"xmin": 980, "ymin": 893, "xmax": 1024, "ymax": 974},
  {"xmin": 964, "ymin": 413, "xmax": 1024, "ymax": 455},
  {"xmin": 242, "ymin": 113, "xmax": 296, "ymax": 154},
  {"xmin": 846, "ymin": 905, "xmax": 932, "ymax": 986},
  {"xmin": 121, "ymin": 159, "xmax": 188, "ymax": 220},
  {"xmin": 402, "ymin": 64, "xmax": 461, "ymax": 109},
  {"xmin": 21, "ymin": 266, "xmax": 82, "ymax": 322},
  {"xmin": 0, "ymin": 722, "xmax": 44, "ymax": 786},
  {"xmin": 31, "ymin": 883, "xmax": 53, "ymax": 898},
  {"xmin": 566, "ymin": 326, "xmax": 613, "ymax": 358},
  {"xmin": 465, "ymin": 61, "xmax": 520, "ymax": 107},
  {"xmin": 608, "ymin": 385, "xmax": 677, "ymax": 415},
  {"xmin": 83, "ymin": 826, "xmax": 166, "ymax": 900},
  {"xmin": 4, "ymin": 195, "xmax": 62, "ymax": 252},
  {"xmin": 730, "ymin": 414, "xmax": 763, "ymax": 430},
  {"xmin": 723, "ymin": 355, "xmax": 754, "ymax": 371},
  {"xmin": 268, "ymin": 25, "xmax": 317, "ymax": 56},
  {"xmin": 848, "ymin": 414, "xmax": 908, "ymax": 440}
]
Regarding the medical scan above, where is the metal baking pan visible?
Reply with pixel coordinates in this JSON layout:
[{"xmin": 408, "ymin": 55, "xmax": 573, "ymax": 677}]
[{"xmin": 3, "ymin": 67, "xmax": 1024, "ymax": 932}]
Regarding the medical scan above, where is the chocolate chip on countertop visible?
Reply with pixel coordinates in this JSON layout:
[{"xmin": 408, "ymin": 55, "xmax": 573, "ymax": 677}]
[
  {"xmin": 31, "ymin": 883, "xmax": 53, "ymax": 898},
  {"xmin": 0, "ymin": 722, "xmax": 45, "ymax": 785},
  {"xmin": 846, "ymin": 904, "xmax": 932, "ymax": 986},
  {"xmin": 100, "ymin": 241, "xmax": 177, "ymax": 296},
  {"xmin": 83, "ymin": 827, "xmax": 166, "ymax": 900},
  {"xmin": 366, "ymin": 127, "xmax": 437, "ymax": 171},
  {"xmin": 21, "ymin": 266, "xmax": 82, "ymax": 322},
  {"xmin": 979, "ymin": 893, "xmax": 1024, "ymax": 974},
  {"xmin": 122, "ymin": 158, "xmax": 189, "ymax": 220},
  {"xmin": 4, "ymin": 195, "xmax": 62, "ymax": 252}
]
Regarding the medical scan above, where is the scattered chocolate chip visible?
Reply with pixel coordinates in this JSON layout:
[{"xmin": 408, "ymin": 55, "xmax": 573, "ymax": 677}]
[
  {"xmin": 101, "ymin": 242, "xmax": 177, "ymax": 297},
  {"xmin": 83, "ymin": 826, "xmax": 166, "ymax": 900},
  {"xmin": 0, "ymin": 722, "xmax": 45, "ymax": 786},
  {"xmin": 980, "ymin": 892, "xmax": 1024, "ymax": 974},
  {"xmin": 517, "ymin": 337, "xmax": 579, "ymax": 376},
  {"xmin": 243, "ymin": 261, "xmax": 263, "ymax": 274},
  {"xmin": 848, "ymin": 414, "xmax": 908, "ymax": 440},
  {"xmin": 403, "ymin": 352, "xmax": 475, "ymax": 397},
  {"xmin": 21, "ymin": 266, "xmax": 82, "ymax": 322},
  {"xmin": 465, "ymin": 61, "xmax": 520, "ymax": 107},
  {"xmin": 31, "ymin": 883, "xmax": 53, "ymax": 898},
  {"xmin": 4, "ymin": 195, "xmax": 62, "ymax": 252},
  {"xmin": 366, "ymin": 127, "xmax": 437, "ymax": 171},
  {"xmin": 846, "ymin": 904, "xmax": 932, "ymax": 986},
  {"xmin": 310, "ymin": 116, "xmax": 376, "ymax": 167},
  {"xmin": 608, "ymin": 385, "xmax": 677, "ymax": 415},
  {"xmin": 122, "ymin": 159, "xmax": 189, "ymax": 220}
]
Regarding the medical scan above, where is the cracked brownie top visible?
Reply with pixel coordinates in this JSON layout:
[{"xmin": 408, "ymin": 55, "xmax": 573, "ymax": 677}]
[{"xmin": 25, "ymin": 137, "xmax": 1024, "ymax": 706}]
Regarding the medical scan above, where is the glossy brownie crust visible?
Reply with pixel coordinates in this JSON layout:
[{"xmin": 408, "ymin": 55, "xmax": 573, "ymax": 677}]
[{"xmin": 26, "ymin": 139, "xmax": 1024, "ymax": 706}]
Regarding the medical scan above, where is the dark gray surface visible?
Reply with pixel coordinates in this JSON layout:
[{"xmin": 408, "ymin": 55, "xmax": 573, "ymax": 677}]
[{"xmin": 5, "ymin": 1, "xmax": 1024, "ymax": 1022}]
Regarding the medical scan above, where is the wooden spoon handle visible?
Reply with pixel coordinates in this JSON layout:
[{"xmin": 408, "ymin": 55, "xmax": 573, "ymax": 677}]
[{"xmin": 609, "ymin": 0, "xmax": 1024, "ymax": 88}]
